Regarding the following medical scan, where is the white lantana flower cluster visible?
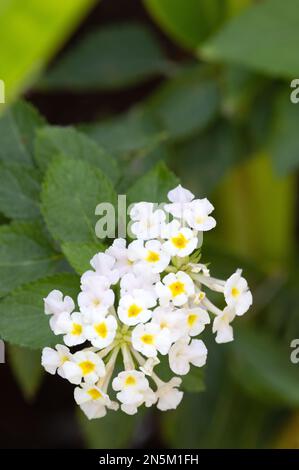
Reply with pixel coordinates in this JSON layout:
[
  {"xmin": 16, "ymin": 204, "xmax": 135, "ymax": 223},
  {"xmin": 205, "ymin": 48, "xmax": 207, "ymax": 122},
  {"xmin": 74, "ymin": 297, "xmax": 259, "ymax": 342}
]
[{"xmin": 41, "ymin": 185, "xmax": 252, "ymax": 420}]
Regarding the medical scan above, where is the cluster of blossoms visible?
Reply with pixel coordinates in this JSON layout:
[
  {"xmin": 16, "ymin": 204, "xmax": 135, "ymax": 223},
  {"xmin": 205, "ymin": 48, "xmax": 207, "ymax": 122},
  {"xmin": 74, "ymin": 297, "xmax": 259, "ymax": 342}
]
[{"xmin": 41, "ymin": 185, "xmax": 252, "ymax": 419}]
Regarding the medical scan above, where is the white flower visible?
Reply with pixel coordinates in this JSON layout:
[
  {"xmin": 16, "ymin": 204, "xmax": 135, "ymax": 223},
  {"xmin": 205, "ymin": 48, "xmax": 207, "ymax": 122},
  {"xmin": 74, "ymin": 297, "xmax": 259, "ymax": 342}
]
[
  {"xmin": 74, "ymin": 384, "xmax": 118, "ymax": 419},
  {"xmin": 130, "ymin": 202, "xmax": 166, "ymax": 240},
  {"xmin": 156, "ymin": 271, "xmax": 195, "ymax": 307},
  {"xmin": 106, "ymin": 238, "xmax": 133, "ymax": 277},
  {"xmin": 53, "ymin": 311, "xmax": 86, "ymax": 346},
  {"xmin": 169, "ymin": 337, "xmax": 207, "ymax": 375},
  {"xmin": 181, "ymin": 306, "xmax": 210, "ymax": 336},
  {"xmin": 41, "ymin": 344, "xmax": 71, "ymax": 377},
  {"xmin": 90, "ymin": 252, "xmax": 119, "ymax": 284},
  {"xmin": 224, "ymin": 269, "xmax": 252, "ymax": 316},
  {"xmin": 44, "ymin": 290, "xmax": 74, "ymax": 316},
  {"xmin": 121, "ymin": 387, "xmax": 157, "ymax": 415},
  {"xmin": 112, "ymin": 370, "xmax": 149, "ymax": 406},
  {"xmin": 184, "ymin": 198, "xmax": 216, "ymax": 231},
  {"xmin": 62, "ymin": 350, "xmax": 105, "ymax": 385},
  {"xmin": 132, "ymin": 322, "xmax": 172, "ymax": 357},
  {"xmin": 130, "ymin": 239, "xmax": 171, "ymax": 274},
  {"xmin": 78, "ymin": 273, "xmax": 114, "ymax": 318},
  {"xmin": 162, "ymin": 220, "xmax": 198, "ymax": 257},
  {"xmin": 212, "ymin": 306, "xmax": 235, "ymax": 344},
  {"xmin": 117, "ymin": 289, "xmax": 156, "ymax": 326},
  {"xmin": 151, "ymin": 305, "xmax": 185, "ymax": 342},
  {"xmin": 44, "ymin": 290, "xmax": 75, "ymax": 331},
  {"xmin": 155, "ymin": 377, "xmax": 183, "ymax": 411},
  {"xmin": 120, "ymin": 264, "xmax": 159, "ymax": 298},
  {"xmin": 85, "ymin": 314, "xmax": 117, "ymax": 349},
  {"xmin": 164, "ymin": 184, "xmax": 194, "ymax": 219}
]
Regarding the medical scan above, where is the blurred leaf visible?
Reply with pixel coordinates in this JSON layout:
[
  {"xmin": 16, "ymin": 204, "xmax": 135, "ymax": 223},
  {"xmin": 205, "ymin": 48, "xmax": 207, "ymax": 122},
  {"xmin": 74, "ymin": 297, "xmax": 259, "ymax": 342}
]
[
  {"xmin": 213, "ymin": 152, "xmax": 296, "ymax": 267},
  {"xmin": 0, "ymin": 100, "xmax": 45, "ymax": 166},
  {"xmin": 148, "ymin": 66, "xmax": 220, "ymax": 141},
  {"xmin": 0, "ymin": 273, "xmax": 78, "ymax": 349},
  {"xmin": 182, "ymin": 367, "xmax": 206, "ymax": 393},
  {"xmin": 175, "ymin": 120, "xmax": 244, "ymax": 195},
  {"xmin": 201, "ymin": 0, "xmax": 299, "ymax": 78},
  {"xmin": 9, "ymin": 345, "xmax": 43, "ymax": 401},
  {"xmin": 0, "ymin": 164, "xmax": 41, "ymax": 219},
  {"xmin": 62, "ymin": 241, "xmax": 105, "ymax": 275},
  {"xmin": 42, "ymin": 157, "xmax": 116, "ymax": 244},
  {"xmin": 230, "ymin": 326, "xmax": 299, "ymax": 407},
  {"xmin": 78, "ymin": 409, "xmax": 139, "ymax": 449},
  {"xmin": 40, "ymin": 23, "xmax": 168, "ymax": 91},
  {"xmin": 144, "ymin": 0, "xmax": 226, "ymax": 50},
  {"xmin": 274, "ymin": 412, "xmax": 299, "ymax": 449},
  {"xmin": 269, "ymin": 91, "xmax": 299, "ymax": 175},
  {"xmin": 81, "ymin": 107, "xmax": 167, "ymax": 160},
  {"xmin": 35, "ymin": 126, "xmax": 118, "ymax": 183},
  {"xmin": 127, "ymin": 161, "xmax": 179, "ymax": 204},
  {"xmin": 0, "ymin": 0, "xmax": 95, "ymax": 106},
  {"xmin": 0, "ymin": 222, "xmax": 62, "ymax": 298}
]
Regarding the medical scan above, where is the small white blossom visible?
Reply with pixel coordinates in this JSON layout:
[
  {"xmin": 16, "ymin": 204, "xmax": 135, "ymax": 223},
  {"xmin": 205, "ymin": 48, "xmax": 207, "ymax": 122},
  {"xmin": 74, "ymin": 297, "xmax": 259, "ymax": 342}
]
[
  {"xmin": 41, "ymin": 344, "xmax": 71, "ymax": 377},
  {"xmin": 130, "ymin": 202, "xmax": 166, "ymax": 240},
  {"xmin": 90, "ymin": 252, "xmax": 119, "ymax": 284},
  {"xmin": 44, "ymin": 290, "xmax": 75, "ymax": 332},
  {"xmin": 155, "ymin": 377, "xmax": 184, "ymax": 411},
  {"xmin": 164, "ymin": 184, "xmax": 194, "ymax": 219},
  {"xmin": 169, "ymin": 337, "xmax": 207, "ymax": 375},
  {"xmin": 74, "ymin": 384, "xmax": 118, "ymax": 419},
  {"xmin": 132, "ymin": 322, "xmax": 172, "ymax": 357},
  {"xmin": 184, "ymin": 198, "xmax": 216, "ymax": 231},
  {"xmin": 156, "ymin": 271, "xmax": 195, "ymax": 307},
  {"xmin": 120, "ymin": 264, "xmax": 159, "ymax": 298},
  {"xmin": 212, "ymin": 306, "xmax": 235, "ymax": 344},
  {"xmin": 162, "ymin": 220, "xmax": 198, "ymax": 257},
  {"xmin": 130, "ymin": 239, "xmax": 171, "ymax": 273},
  {"xmin": 85, "ymin": 314, "xmax": 118, "ymax": 349},
  {"xmin": 151, "ymin": 305, "xmax": 185, "ymax": 342},
  {"xmin": 118, "ymin": 289, "xmax": 156, "ymax": 326},
  {"xmin": 224, "ymin": 269, "xmax": 252, "ymax": 316},
  {"xmin": 106, "ymin": 238, "xmax": 133, "ymax": 277},
  {"xmin": 62, "ymin": 350, "xmax": 105, "ymax": 385},
  {"xmin": 78, "ymin": 273, "xmax": 114, "ymax": 318},
  {"xmin": 112, "ymin": 370, "xmax": 149, "ymax": 406},
  {"xmin": 53, "ymin": 311, "xmax": 86, "ymax": 346},
  {"xmin": 181, "ymin": 306, "xmax": 210, "ymax": 336}
]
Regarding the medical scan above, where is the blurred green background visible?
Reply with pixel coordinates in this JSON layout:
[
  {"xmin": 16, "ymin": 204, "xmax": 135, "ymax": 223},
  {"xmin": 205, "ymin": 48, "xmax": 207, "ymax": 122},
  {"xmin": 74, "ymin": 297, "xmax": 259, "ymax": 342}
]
[{"xmin": 1, "ymin": 0, "xmax": 299, "ymax": 449}]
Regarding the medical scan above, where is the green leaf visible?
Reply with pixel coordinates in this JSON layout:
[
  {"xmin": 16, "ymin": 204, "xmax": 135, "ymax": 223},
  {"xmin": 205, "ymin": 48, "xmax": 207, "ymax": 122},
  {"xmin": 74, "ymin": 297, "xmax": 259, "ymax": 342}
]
[
  {"xmin": 62, "ymin": 241, "xmax": 105, "ymax": 275},
  {"xmin": 42, "ymin": 157, "xmax": 117, "ymax": 244},
  {"xmin": 175, "ymin": 120, "xmax": 244, "ymax": 195},
  {"xmin": 8, "ymin": 345, "xmax": 44, "ymax": 401},
  {"xmin": 0, "ymin": 163, "xmax": 41, "ymax": 219},
  {"xmin": 201, "ymin": 0, "xmax": 299, "ymax": 78},
  {"xmin": 0, "ymin": 222, "xmax": 62, "ymax": 298},
  {"xmin": 269, "ymin": 91, "xmax": 299, "ymax": 175},
  {"xmin": 127, "ymin": 161, "xmax": 179, "ymax": 204},
  {"xmin": 0, "ymin": 273, "xmax": 79, "ymax": 349},
  {"xmin": 0, "ymin": 100, "xmax": 45, "ymax": 166},
  {"xmin": 40, "ymin": 22, "xmax": 168, "ymax": 91},
  {"xmin": 81, "ymin": 107, "xmax": 167, "ymax": 160},
  {"xmin": 78, "ymin": 408, "xmax": 139, "ymax": 449},
  {"xmin": 230, "ymin": 326, "xmax": 299, "ymax": 407},
  {"xmin": 0, "ymin": 0, "xmax": 95, "ymax": 107},
  {"xmin": 144, "ymin": 0, "xmax": 227, "ymax": 49},
  {"xmin": 148, "ymin": 66, "xmax": 220, "ymax": 141},
  {"xmin": 35, "ymin": 126, "xmax": 118, "ymax": 182}
]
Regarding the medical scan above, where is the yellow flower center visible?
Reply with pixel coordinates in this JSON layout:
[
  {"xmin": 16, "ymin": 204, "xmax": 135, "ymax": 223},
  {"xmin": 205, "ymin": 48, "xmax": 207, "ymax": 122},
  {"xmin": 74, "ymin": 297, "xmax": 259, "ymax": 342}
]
[
  {"xmin": 128, "ymin": 304, "xmax": 142, "ymax": 317},
  {"xmin": 187, "ymin": 313, "xmax": 198, "ymax": 327},
  {"xmin": 141, "ymin": 334, "xmax": 154, "ymax": 345},
  {"xmin": 125, "ymin": 375, "xmax": 137, "ymax": 386},
  {"xmin": 231, "ymin": 287, "xmax": 240, "ymax": 298},
  {"xmin": 146, "ymin": 250, "xmax": 160, "ymax": 263},
  {"xmin": 71, "ymin": 323, "xmax": 82, "ymax": 336},
  {"xmin": 171, "ymin": 232, "xmax": 188, "ymax": 249},
  {"xmin": 94, "ymin": 322, "xmax": 108, "ymax": 338},
  {"xmin": 92, "ymin": 298, "xmax": 101, "ymax": 307},
  {"xmin": 169, "ymin": 281, "xmax": 185, "ymax": 297},
  {"xmin": 88, "ymin": 388, "xmax": 102, "ymax": 400},
  {"xmin": 79, "ymin": 360, "xmax": 95, "ymax": 375}
]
